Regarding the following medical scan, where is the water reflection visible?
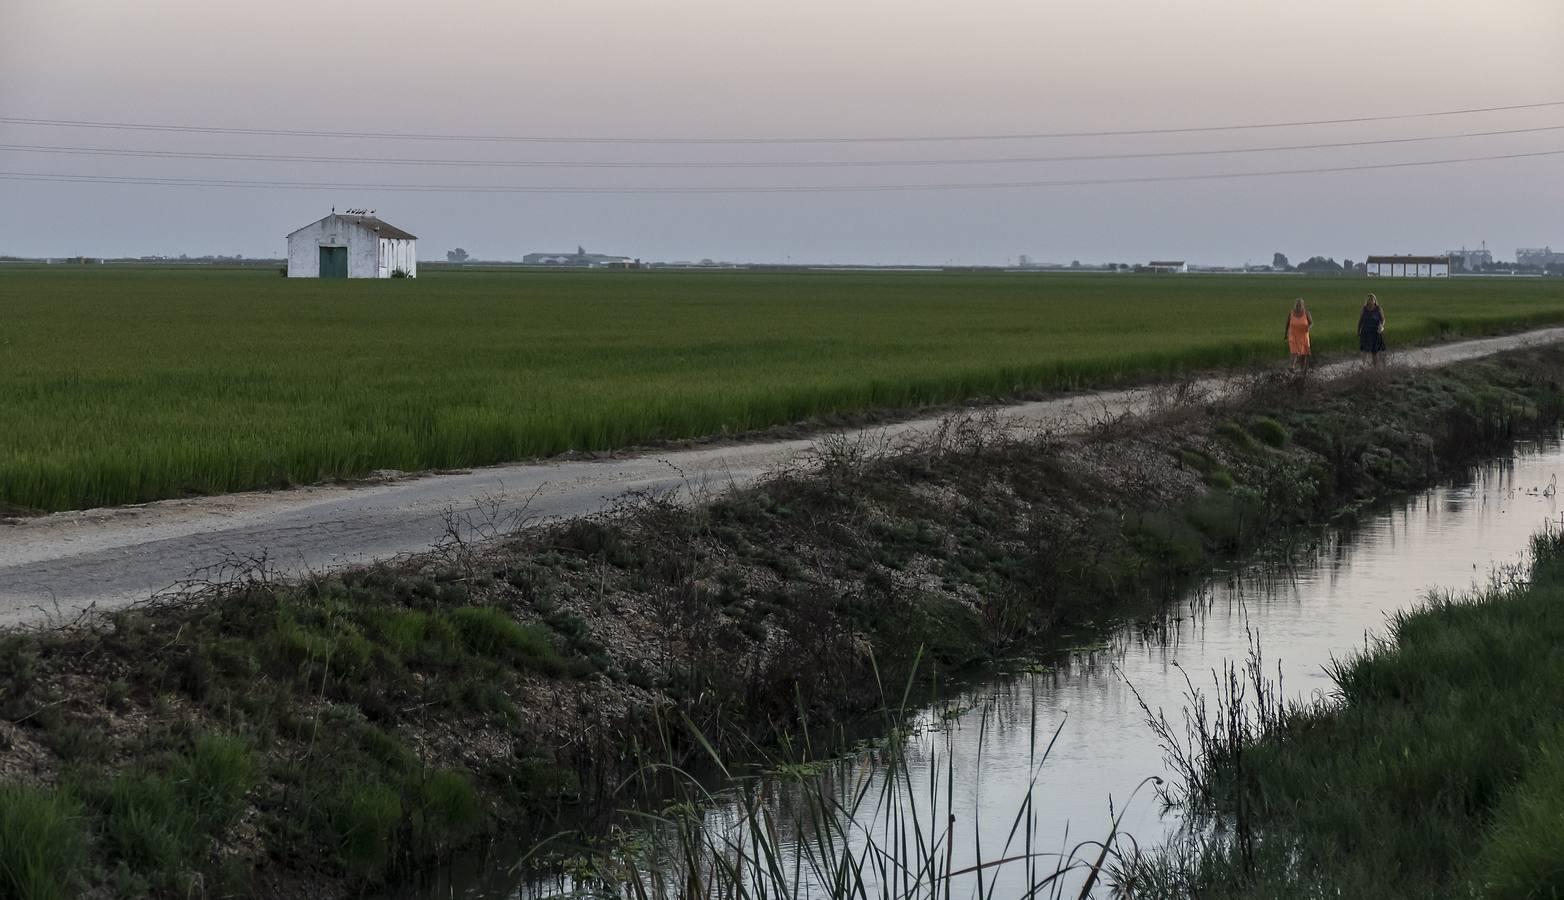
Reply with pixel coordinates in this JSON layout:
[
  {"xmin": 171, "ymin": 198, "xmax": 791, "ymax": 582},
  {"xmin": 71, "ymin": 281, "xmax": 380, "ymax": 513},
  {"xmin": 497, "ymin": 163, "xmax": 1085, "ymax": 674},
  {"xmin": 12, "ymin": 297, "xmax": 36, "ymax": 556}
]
[{"xmin": 419, "ymin": 442, "xmax": 1564, "ymax": 899}]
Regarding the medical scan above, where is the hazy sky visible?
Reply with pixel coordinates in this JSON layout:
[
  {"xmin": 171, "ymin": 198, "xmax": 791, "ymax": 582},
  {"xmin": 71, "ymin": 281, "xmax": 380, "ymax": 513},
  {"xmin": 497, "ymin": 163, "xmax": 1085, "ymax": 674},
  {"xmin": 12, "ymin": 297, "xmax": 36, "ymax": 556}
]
[{"xmin": 2, "ymin": 0, "xmax": 1561, "ymax": 264}]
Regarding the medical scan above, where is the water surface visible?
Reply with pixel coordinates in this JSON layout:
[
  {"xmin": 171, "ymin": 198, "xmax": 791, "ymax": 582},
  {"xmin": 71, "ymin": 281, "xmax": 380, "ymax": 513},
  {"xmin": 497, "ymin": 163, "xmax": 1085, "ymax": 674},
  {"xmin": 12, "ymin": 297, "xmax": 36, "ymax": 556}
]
[{"xmin": 417, "ymin": 441, "xmax": 1564, "ymax": 898}]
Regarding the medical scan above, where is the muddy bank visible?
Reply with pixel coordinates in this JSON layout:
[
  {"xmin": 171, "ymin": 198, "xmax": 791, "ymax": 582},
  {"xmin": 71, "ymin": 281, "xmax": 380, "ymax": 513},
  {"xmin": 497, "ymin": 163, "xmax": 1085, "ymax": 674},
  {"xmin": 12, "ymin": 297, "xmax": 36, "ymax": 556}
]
[{"xmin": 4, "ymin": 350, "xmax": 1564, "ymax": 898}]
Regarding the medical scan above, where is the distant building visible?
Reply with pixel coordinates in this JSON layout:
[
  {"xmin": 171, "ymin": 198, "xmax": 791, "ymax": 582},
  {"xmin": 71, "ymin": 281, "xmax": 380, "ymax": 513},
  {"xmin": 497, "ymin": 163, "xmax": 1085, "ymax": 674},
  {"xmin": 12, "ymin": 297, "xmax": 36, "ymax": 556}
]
[
  {"xmin": 1142, "ymin": 260, "xmax": 1188, "ymax": 273},
  {"xmin": 1365, "ymin": 255, "xmax": 1450, "ymax": 278},
  {"xmin": 1447, "ymin": 246, "xmax": 1494, "ymax": 272},
  {"xmin": 1518, "ymin": 247, "xmax": 1564, "ymax": 268},
  {"xmin": 522, "ymin": 245, "xmax": 635, "ymax": 267},
  {"xmin": 286, "ymin": 212, "xmax": 417, "ymax": 278}
]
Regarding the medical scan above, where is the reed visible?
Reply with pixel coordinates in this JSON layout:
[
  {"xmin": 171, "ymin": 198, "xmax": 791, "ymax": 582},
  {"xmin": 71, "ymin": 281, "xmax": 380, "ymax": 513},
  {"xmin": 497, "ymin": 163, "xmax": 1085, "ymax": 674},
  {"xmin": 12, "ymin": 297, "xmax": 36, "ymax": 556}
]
[
  {"xmin": 1119, "ymin": 526, "xmax": 1564, "ymax": 898},
  {"xmin": 523, "ymin": 655, "xmax": 1147, "ymax": 900}
]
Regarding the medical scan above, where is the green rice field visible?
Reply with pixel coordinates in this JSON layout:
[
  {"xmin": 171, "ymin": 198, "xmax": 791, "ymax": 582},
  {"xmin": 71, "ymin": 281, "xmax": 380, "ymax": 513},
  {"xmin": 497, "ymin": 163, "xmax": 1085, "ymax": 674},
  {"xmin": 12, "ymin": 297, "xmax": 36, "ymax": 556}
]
[{"xmin": 2, "ymin": 266, "xmax": 1561, "ymax": 512}]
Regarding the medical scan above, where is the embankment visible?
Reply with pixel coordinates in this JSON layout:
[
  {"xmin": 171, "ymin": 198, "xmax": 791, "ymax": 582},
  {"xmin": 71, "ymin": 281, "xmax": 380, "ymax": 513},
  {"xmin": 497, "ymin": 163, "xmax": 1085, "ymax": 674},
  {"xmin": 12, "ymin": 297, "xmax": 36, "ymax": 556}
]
[{"xmin": 4, "ymin": 349, "xmax": 1564, "ymax": 898}]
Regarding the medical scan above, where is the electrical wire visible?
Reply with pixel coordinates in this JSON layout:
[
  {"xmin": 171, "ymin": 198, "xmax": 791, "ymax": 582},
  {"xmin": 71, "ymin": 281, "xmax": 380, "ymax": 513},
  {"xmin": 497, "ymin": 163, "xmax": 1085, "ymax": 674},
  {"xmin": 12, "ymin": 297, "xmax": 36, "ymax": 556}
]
[
  {"xmin": 2, "ymin": 100, "xmax": 1563, "ymax": 144},
  {"xmin": 3, "ymin": 148, "xmax": 1559, "ymax": 194},
  {"xmin": 2, "ymin": 124, "xmax": 1561, "ymax": 169}
]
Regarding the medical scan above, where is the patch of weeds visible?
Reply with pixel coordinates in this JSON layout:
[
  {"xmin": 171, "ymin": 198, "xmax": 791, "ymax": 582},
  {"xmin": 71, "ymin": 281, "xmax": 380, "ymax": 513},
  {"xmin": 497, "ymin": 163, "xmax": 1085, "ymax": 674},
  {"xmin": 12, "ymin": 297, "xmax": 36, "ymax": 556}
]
[
  {"xmin": 555, "ymin": 519, "xmax": 641, "ymax": 568},
  {"xmin": 412, "ymin": 768, "xmax": 482, "ymax": 845},
  {"xmin": 507, "ymin": 756, "xmax": 580, "ymax": 802},
  {"xmin": 1248, "ymin": 416, "xmax": 1290, "ymax": 448},
  {"xmin": 0, "ymin": 783, "xmax": 85, "ymax": 900},
  {"xmin": 177, "ymin": 731, "xmax": 257, "ymax": 831},
  {"xmin": 0, "ymin": 636, "xmax": 39, "ymax": 719},
  {"xmin": 1177, "ymin": 447, "xmax": 1217, "ymax": 474},
  {"xmin": 1215, "ymin": 420, "xmax": 1259, "ymax": 452},
  {"xmin": 1204, "ymin": 468, "xmax": 1236, "ymax": 490},
  {"xmin": 41, "ymin": 719, "xmax": 108, "ymax": 765},
  {"xmin": 100, "ymin": 770, "xmax": 195, "ymax": 874},
  {"xmin": 269, "ymin": 608, "xmax": 335, "ymax": 668},
  {"xmin": 446, "ymin": 606, "xmax": 570, "ymax": 677},
  {"xmin": 80, "ymin": 731, "xmax": 257, "ymax": 884},
  {"xmin": 1123, "ymin": 510, "xmax": 1204, "ymax": 572},
  {"xmin": 104, "ymin": 679, "xmax": 132, "ymax": 712},
  {"xmin": 1185, "ymin": 489, "xmax": 1256, "ymax": 548},
  {"xmin": 458, "ymin": 680, "xmax": 520, "ymax": 719},
  {"xmin": 326, "ymin": 775, "xmax": 402, "ymax": 872}
]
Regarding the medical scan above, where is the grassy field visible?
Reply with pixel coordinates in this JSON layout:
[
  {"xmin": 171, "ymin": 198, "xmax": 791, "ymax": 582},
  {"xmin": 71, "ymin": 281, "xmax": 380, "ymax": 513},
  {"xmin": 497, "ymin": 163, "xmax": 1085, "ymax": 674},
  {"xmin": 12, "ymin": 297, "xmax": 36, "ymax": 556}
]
[{"xmin": 2, "ymin": 266, "xmax": 1562, "ymax": 512}]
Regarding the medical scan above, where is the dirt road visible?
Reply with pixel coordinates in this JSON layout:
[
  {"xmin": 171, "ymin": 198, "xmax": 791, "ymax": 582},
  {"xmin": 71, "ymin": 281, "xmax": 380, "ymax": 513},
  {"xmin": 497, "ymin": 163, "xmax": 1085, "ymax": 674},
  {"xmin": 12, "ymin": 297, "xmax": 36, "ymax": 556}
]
[{"xmin": 4, "ymin": 327, "xmax": 1563, "ymax": 627}]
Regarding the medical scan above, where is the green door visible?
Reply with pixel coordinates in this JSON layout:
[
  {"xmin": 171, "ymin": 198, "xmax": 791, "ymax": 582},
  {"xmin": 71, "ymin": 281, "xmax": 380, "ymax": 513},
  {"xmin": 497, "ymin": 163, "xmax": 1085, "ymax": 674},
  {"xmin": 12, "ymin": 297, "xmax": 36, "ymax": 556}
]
[{"xmin": 319, "ymin": 246, "xmax": 348, "ymax": 278}]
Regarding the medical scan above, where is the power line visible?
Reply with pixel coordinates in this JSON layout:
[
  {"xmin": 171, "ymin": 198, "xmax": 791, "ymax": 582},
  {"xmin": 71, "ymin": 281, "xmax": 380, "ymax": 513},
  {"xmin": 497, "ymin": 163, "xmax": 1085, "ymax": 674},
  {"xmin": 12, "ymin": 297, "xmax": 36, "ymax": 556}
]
[
  {"xmin": 2, "ymin": 148, "xmax": 1560, "ymax": 194},
  {"xmin": 2, "ymin": 101, "xmax": 1563, "ymax": 144},
  {"xmin": 2, "ymin": 124, "xmax": 1562, "ymax": 169}
]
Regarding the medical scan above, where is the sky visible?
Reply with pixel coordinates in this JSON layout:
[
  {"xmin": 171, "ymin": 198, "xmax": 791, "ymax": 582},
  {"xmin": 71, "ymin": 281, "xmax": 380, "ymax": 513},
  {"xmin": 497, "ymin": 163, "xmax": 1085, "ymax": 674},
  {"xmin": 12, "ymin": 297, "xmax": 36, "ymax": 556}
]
[{"xmin": 1, "ymin": 0, "xmax": 1561, "ymax": 265}]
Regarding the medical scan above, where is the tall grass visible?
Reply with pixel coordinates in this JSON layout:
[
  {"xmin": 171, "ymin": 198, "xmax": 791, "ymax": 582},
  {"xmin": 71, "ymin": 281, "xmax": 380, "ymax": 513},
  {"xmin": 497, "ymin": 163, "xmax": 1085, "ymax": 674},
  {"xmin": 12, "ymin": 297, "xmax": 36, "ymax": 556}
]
[
  {"xmin": 0, "ymin": 784, "xmax": 85, "ymax": 900},
  {"xmin": 1120, "ymin": 526, "xmax": 1564, "ymax": 897},
  {"xmin": 4, "ymin": 268, "xmax": 1563, "ymax": 512},
  {"xmin": 524, "ymin": 657, "xmax": 1144, "ymax": 899}
]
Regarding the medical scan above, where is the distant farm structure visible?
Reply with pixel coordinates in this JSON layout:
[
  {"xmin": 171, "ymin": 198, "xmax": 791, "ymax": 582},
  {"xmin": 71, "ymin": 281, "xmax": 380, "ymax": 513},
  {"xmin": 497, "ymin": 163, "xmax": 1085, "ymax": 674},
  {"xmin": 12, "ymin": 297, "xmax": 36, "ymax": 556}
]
[
  {"xmin": 522, "ymin": 246, "xmax": 638, "ymax": 268},
  {"xmin": 286, "ymin": 212, "xmax": 417, "ymax": 278},
  {"xmin": 1447, "ymin": 245, "xmax": 1494, "ymax": 272},
  {"xmin": 1366, "ymin": 255, "xmax": 1450, "ymax": 278},
  {"xmin": 1518, "ymin": 247, "xmax": 1564, "ymax": 268},
  {"xmin": 1139, "ymin": 260, "xmax": 1188, "ymax": 273}
]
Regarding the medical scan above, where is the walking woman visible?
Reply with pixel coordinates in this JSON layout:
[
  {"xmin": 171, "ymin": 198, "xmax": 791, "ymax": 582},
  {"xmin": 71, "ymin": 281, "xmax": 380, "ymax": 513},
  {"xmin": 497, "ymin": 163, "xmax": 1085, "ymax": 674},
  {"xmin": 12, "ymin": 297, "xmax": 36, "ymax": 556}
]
[
  {"xmin": 1359, "ymin": 293, "xmax": 1387, "ymax": 366},
  {"xmin": 1285, "ymin": 297, "xmax": 1313, "ymax": 371}
]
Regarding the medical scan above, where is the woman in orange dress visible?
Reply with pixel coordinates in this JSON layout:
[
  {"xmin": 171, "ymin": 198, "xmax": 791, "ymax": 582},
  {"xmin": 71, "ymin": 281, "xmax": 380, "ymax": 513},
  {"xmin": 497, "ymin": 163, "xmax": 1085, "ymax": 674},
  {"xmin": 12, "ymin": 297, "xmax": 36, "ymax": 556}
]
[{"xmin": 1285, "ymin": 297, "xmax": 1313, "ymax": 371}]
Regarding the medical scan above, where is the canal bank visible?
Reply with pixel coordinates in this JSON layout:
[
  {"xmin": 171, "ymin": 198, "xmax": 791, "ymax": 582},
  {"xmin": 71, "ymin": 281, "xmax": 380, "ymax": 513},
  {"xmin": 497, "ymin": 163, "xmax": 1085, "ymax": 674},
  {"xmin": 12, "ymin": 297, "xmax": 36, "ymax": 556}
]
[
  {"xmin": 444, "ymin": 420, "xmax": 1564, "ymax": 898},
  {"xmin": 1123, "ymin": 517, "xmax": 1564, "ymax": 899},
  {"xmin": 5, "ymin": 349, "xmax": 1564, "ymax": 898}
]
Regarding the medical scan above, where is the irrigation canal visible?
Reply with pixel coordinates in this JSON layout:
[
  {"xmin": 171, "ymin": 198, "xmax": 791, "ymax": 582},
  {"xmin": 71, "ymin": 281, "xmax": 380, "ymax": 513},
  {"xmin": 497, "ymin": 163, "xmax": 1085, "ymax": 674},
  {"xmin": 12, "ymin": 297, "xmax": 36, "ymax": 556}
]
[{"xmin": 397, "ymin": 438, "xmax": 1564, "ymax": 898}]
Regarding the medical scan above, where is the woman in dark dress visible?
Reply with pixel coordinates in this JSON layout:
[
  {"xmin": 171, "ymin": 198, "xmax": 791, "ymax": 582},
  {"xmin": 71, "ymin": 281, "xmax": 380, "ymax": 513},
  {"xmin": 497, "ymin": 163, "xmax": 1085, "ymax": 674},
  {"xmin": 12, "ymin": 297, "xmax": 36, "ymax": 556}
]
[{"xmin": 1358, "ymin": 293, "xmax": 1387, "ymax": 367}]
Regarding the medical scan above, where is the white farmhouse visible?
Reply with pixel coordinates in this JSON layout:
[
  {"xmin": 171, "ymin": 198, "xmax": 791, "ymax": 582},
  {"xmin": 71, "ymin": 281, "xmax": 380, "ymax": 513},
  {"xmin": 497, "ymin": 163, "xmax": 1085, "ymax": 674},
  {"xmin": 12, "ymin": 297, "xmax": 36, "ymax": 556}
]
[{"xmin": 286, "ymin": 212, "xmax": 417, "ymax": 278}]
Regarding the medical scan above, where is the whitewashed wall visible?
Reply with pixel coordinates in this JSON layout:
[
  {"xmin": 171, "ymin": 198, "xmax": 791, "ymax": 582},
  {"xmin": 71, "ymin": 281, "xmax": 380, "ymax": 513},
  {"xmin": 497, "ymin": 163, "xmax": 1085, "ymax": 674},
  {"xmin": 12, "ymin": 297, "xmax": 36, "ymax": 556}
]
[
  {"xmin": 286, "ymin": 218, "xmax": 332, "ymax": 277},
  {"xmin": 287, "ymin": 216, "xmax": 413, "ymax": 278},
  {"xmin": 378, "ymin": 238, "xmax": 417, "ymax": 277}
]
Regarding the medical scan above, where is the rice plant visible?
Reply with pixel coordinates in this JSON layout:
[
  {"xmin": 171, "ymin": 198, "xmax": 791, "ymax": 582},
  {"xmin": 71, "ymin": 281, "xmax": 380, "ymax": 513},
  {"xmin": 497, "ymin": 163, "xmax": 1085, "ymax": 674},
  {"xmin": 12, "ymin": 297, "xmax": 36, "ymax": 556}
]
[{"xmin": 4, "ymin": 267, "xmax": 1561, "ymax": 512}]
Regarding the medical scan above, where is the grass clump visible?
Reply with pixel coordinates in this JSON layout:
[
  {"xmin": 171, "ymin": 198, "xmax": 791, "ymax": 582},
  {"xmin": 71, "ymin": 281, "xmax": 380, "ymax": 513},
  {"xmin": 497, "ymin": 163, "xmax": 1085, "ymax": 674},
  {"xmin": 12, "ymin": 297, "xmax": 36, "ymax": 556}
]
[
  {"xmin": 326, "ymin": 776, "xmax": 403, "ymax": 872},
  {"xmin": 1128, "ymin": 527, "xmax": 1564, "ymax": 898},
  {"xmin": 447, "ymin": 606, "xmax": 570, "ymax": 676},
  {"xmin": 1215, "ymin": 420, "xmax": 1259, "ymax": 452},
  {"xmin": 0, "ymin": 784, "xmax": 85, "ymax": 900},
  {"xmin": 85, "ymin": 731, "xmax": 259, "ymax": 885},
  {"xmin": 1247, "ymin": 416, "xmax": 1289, "ymax": 448},
  {"xmin": 1470, "ymin": 728, "xmax": 1564, "ymax": 900}
]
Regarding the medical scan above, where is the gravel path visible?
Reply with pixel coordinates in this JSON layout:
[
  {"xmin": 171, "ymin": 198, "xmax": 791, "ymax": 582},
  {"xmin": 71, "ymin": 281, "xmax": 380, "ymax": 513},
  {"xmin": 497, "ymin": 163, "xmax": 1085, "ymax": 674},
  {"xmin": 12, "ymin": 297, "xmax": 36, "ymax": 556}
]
[{"xmin": 5, "ymin": 327, "xmax": 1563, "ymax": 627}]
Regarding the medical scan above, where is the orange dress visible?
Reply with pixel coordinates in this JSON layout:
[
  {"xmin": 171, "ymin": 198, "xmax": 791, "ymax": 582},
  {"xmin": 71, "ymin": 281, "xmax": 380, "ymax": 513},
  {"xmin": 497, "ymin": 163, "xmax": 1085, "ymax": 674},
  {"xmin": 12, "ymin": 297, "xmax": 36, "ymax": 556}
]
[{"xmin": 1287, "ymin": 311, "xmax": 1311, "ymax": 355}]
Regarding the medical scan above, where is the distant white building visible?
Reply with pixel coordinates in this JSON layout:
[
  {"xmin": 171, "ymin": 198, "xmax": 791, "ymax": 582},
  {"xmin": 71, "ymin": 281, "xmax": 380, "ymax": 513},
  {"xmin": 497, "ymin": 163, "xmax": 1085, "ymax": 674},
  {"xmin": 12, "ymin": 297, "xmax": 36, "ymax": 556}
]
[
  {"xmin": 286, "ymin": 212, "xmax": 417, "ymax": 278},
  {"xmin": 1144, "ymin": 260, "xmax": 1187, "ymax": 273},
  {"xmin": 1518, "ymin": 247, "xmax": 1564, "ymax": 268},
  {"xmin": 521, "ymin": 245, "xmax": 634, "ymax": 268},
  {"xmin": 1447, "ymin": 246, "xmax": 1493, "ymax": 272},
  {"xmin": 1366, "ymin": 255, "xmax": 1450, "ymax": 278}
]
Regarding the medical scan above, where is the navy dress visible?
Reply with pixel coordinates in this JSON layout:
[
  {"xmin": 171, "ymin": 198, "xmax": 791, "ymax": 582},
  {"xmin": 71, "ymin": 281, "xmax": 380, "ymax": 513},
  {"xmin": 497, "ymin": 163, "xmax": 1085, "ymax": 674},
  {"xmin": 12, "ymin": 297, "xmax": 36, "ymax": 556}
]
[{"xmin": 1359, "ymin": 307, "xmax": 1386, "ymax": 353}]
